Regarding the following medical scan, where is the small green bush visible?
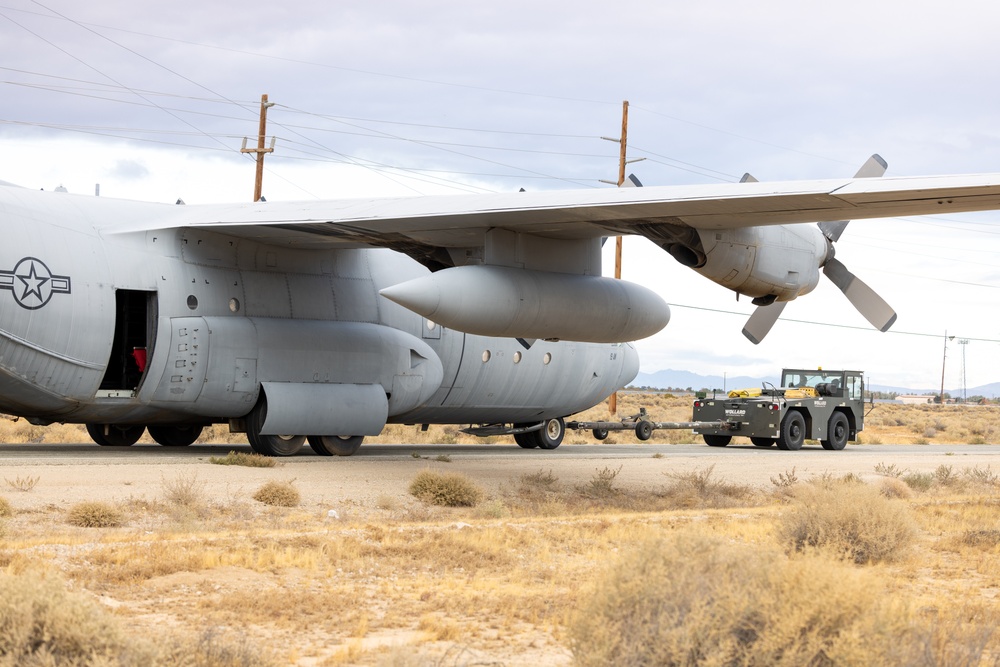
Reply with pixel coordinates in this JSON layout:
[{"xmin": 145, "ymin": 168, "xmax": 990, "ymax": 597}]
[
  {"xmin": 409, "ymin": 470, "xmax": 484, "ymax": 507},
  {"xmin": 252, "ymin": 480, "xmax": 300, "ymax": 507},
  {"xmin": 67, "ymin": 501, "xmax": 124, "ymax": 528},
  {"xmin": 209, "ymin": 451, "xmax": 276, "ymax": 468},
  {"xmin": 779, "ymin": 482, "xmax": 917, "ymax": 564}
]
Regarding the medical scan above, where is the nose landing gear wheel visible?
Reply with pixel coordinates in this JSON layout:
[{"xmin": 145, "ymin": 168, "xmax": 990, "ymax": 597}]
[
  {"xmin": 148, "ymin": 425, "xmax": 204, "ymax": 447},
  {"xmin": 86, "ymin": 423, "xmax": 145, "ymax": 447},
  {"xmin": 307, "ymin": 435, "xmax": 364, "ymax": 456}
]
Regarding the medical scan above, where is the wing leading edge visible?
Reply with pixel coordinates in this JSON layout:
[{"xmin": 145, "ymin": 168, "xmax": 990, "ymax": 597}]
[{"xmin": 102, "ymin": 172, "xmax": 1000, "ymax": 252}]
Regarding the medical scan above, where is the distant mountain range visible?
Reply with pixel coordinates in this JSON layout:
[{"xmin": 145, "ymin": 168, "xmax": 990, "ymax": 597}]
[{"xmin": 632, "ymin": 369, "xmax": 1000, "ymax": 399}]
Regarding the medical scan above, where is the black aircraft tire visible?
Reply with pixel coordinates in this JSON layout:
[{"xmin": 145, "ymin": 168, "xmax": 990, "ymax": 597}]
[
  {"xmin": 592, "ymin": 428, "xmax": 610, "ymax": 441},
  {"xmin": 513, "ymin": 431, "xmax": 538, "ymax": 449},
  {"xmin": 307, "ymin": 435, "xmax": 364, "ymax": 456},
  {"xmin": 635, "ymin": 420, "xmax": 654, "ymax": 441},
  {"xmin": 751, "ymin": 437, "xmax": 775, "ymax": 448},
  {"xmin": 245, "ymin": 396, "xmax": 305, "ymax": 456},
  {"xmin": 822, "ymin": 412, "xmax": 849, "ymax": 451},
  {"xmin": 535, "ymin": 417, "xmax": 565, "ymax": 450},
  {"xmin": 86, "ymin": 423, "xmax": 145, "ymax": 447},
  {"xmin": 148, "ymin": 424, "xmax": 203, "ymax": 447},
  {"xmin": 703, "ymin": 434, "xmax": 732, "ymax": 447},
  {"xmin": 777, "ymin": 411, "xmax": 806, "ymax": 451}
]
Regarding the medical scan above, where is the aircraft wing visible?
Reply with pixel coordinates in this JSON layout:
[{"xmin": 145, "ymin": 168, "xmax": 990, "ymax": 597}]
[{"xmin": 109, "ymin": 172, "xmax": 1000, "ymax": 253}]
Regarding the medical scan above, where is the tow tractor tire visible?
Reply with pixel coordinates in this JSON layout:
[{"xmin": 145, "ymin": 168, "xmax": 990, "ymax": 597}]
[
  {"xmin": 86, "ymin": 423, "xmax": 145, "ymax": 447},
  {"xmin": 777, "ymin": 411, "xmax": 806, "ymax": 451},
  {"xmin": 148, "ymin": 425, "xmax": 203, "ymax": 447},
  {"xmin": 308, "ymin": 435, "xmax": 364, "ymax": 456},
  {"xmin": 822, "ymin": 412, "xmax": 850, "ymax": 451},
  {"xmin": 535, "ymin": 417, "xmax": 565, "ymax": 450},
  {"xmin": 245, "ymin": 396, "xmax": 305, "ymax": 456},
  {"xmin": 703, "ymin": 434, "xmax": 732, "ymax": 447},
  {"xmin": 635, "ymin": 420, "xmax": 654, "ymax": 441},
  {"xmin": 751, "ymin": 437, "xmax": 775, "ymax": 448},
  {"xmin": 592, "ymin": 428, "xmax": 610, "ymax": 441}
]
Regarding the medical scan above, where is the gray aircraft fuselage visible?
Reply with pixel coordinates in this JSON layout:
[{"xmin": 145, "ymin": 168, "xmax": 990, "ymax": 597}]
[{"xmin": 0, "ymin": 187, "xmax": 637, "ymax": 439}]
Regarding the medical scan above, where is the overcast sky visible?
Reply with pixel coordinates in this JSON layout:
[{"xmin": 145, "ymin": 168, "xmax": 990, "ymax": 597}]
[{"xmin": 2, "ymin": 0, "xmax": 999, "ymax": 392}]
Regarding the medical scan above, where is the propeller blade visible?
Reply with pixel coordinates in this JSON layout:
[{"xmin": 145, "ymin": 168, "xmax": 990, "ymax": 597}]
[
  {"xmin": 854, "ymin": 153, "xmax": 888, "ymax": 179},
  {"xmin": 823, "ymin": 258, "xmax": 897, "ymax": 332},
  {"xmin": 742, "ymin": 301, "xmax": 787, "ymax": 345},
  {"xmin": 819, "ymin": 155, "xmax": 888, "ymax": 242}
]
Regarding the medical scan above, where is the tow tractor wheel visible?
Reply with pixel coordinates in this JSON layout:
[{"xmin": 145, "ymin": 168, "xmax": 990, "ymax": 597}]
[
  {"xmin": 148, "ymin": 425, "xmax": 203, "ymax": 447},
  {"xmin": 308, "ymin": 435, "xmax": 364, "ymax": 456},
  {"xmin": 822, "ymin": 412, "xmax": 849, "ymax": 451},
  {"xmin": 592, "ymin": 428, "xmax": 609, "ymax": 441},
  {"xmin": 777, "ymin": 411, "xmax": 806, "ymax": 451},
  {"xmin": 703, "ymin": 434, "xmax": 732, "ymax": 447},
  {"xmin": 86, "ymin": 423, "xmax": 145, "ymax": 447},
  {"xmin": 751, "ymin": 437, "xmax": 775, "ymax": 448},
  {"xmin": 245, "ymin": 396, "xmax": 305, "ymax": 456}
]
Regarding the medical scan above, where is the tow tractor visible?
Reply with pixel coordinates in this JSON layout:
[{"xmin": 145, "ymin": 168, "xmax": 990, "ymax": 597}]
[
  {"xmin": 691, "ymin": 368, "xmax": 867, "ymax": 450},
  {"xmin": 567, "ymin": 368, "xmax": 867, "ymax": 451}
]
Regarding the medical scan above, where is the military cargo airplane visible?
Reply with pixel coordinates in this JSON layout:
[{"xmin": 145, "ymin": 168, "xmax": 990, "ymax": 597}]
[{"xmin": 2, "ymin": 158, "xmax": 1000, "ymax": 456}]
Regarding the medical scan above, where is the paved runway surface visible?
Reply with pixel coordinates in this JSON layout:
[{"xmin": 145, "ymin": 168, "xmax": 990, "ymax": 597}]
[{"xmin": 2, "ymin": 441, "xmax": 997, "ymax": 512}]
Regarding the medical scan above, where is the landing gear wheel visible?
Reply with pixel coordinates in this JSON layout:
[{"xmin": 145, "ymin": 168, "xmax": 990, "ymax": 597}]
[
  {"xmin": 751, "ymin": 437, "xmax": 775, "ymax": 448},
  {"xmin": 513, "ymin": 424, "xmax": 538, "ymax": 449},
  {"xmin": 307, "ymin": 435, "xmax": 364, "ymax": 456},
  {"xmin": 148, "ymin": 425, "xmax": 203, "ymax": 447},
  {"xmin": 703, "ymin": 434, "xmax": 732, "ymax": 447},
  {"xmin": 822, "ymin": 412, "xmax": 849, "ymax": 451},
  {"xmin": 86, "ymin": 423, "xmax": 145, "ymax": 447},
  {"xmin": 245, "ymin": 396, "xmax": 305, "ymax": 456},
  {"xmin": 535, "ymin": 417, "xmax": 565, "ymax": 450},
  {"xmin": 635, "ymin": 420, "xmax": 654, "ymax": 441},
  {"xmin": 777, "ymin": 411, "xmax": 805, "ymax": 451},
  {"xmin": 592, "ymin": 428, "xmax": 609, "ymax": 441}
]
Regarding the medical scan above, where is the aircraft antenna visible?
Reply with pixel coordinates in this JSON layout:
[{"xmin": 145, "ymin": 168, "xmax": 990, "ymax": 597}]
[{"xmin": 240, "ymin": 93, "xmax": 277, "ymax": 202}]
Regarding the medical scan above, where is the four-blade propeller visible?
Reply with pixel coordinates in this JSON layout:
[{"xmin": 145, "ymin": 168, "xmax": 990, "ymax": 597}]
[{"xmin": 742, "ymin": 154, "xmax": 897, "ymax": 344}]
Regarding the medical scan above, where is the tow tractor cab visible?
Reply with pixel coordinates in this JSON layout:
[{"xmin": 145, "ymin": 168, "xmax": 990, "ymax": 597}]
[{"xmin": 692, "ymin": 369, "xmax": 866, "ymax": 451}]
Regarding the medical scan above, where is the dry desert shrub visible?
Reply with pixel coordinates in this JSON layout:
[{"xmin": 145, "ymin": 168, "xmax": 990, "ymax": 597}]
[
  {"xmin": 779, "ymin": 482, "xmax": 918, "ymax": 564},
  {"xmin": 66, "ymin": 501, "xmax": 124, "ymax": 528},
  {"xmin": 209, "ymin": 450, "xmax": 277, "ymax": 467},
  {"xmin": 409, "ymin": 470, "xmax": 484, "ymax": 507},
  {"xmin": 878, "ymin": 476, "xmax": 913, "ymax": 500},
  {"xmin": 569, "ymin": 533, "xmax": 901, "ymax": 667},
  {"xmin": 0, "ymin": 496, "xmax": 11, "ymax": 518},
  {"xmin": 660, "ymin": 464, "xmax": 757, "ymax": 509},
  {"xmin": 252, "ymin": 480, "xmax": 300, "ymax": 507},
  {"xmin": 161, "ymin": 472, "xmax": 206, "ymax": 508},
  {"xmin": 4, "ymin": 475, "xmax": 38, "ymax": 492},
  {"xmin": 0, "ymin": 571, "xmax": 128, "ymax": 664}
]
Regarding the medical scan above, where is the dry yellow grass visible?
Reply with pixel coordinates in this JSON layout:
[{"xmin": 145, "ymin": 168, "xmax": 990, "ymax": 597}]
[{"xmin": 0, "ymin": 461, "xmax": 997, "ymax": 665}]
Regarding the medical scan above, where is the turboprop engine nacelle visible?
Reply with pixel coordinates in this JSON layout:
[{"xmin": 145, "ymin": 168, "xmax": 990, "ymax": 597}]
[
  {"xmin": 687, "ymin": 224, "xmax": 827, "ymax": 302},
  {"xmin": 379, "ymin": 265, "xmax": 670, "ymax": 343}
]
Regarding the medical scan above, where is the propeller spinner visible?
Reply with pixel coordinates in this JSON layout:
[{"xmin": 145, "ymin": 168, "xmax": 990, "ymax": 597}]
[{"xmin": 742, "ymin": 154, "xmax": 896, "ymax": 344}]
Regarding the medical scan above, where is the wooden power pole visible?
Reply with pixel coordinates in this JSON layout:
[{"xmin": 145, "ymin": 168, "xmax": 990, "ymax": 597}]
[
  {"xmin": 241, "ymin": 94, "xmax": 276, "ymax": 202},
  {"xmin": 604, "ymin": 100, "xmax": 630, "ymax": 415}
]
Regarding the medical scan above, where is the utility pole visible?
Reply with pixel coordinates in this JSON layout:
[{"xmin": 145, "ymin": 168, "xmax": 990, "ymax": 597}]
[
  {"xmin": 601, "ymin": 101, "xmax": 636, "ymax": 415},
  {"xmin": 240, "ymin": 94, "xmax": 276, "ymax": 202},
  {"xmin": 939, "ymin": 331, "xmax": 955, "ymax": 404},
  {"xmin": 958, "ymin": 339, "xmax": 969, "ymax": 402}
]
